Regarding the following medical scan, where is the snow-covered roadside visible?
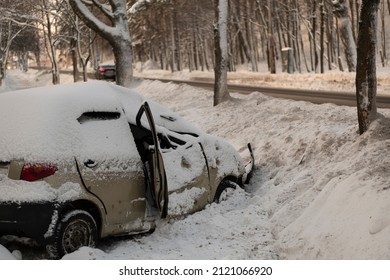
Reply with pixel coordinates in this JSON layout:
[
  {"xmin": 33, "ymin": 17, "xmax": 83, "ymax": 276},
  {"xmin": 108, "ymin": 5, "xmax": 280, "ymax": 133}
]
[
  {"xmin": 1, "ymin": 69, "xmax": 390, "ymax": 260},
  {"xmin": 118, "ymin": 80, "xmax": 390, "ymax": 260},
  {"xmin": 0, "ymin": 69, "xmax": 75, "ymax": 93},
  {"xmin": 134, "ymin": 63, "xmax": 390, "ymax": 96},
  {"xmin": 65, "ymin": 79, "xmax": 390, "ymax": 260}
]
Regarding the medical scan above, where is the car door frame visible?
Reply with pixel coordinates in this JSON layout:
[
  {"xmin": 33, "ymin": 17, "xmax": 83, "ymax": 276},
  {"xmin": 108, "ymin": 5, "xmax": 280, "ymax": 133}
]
[{"xmin": 136, "ymin": 102, "xmax": 169, "ymax": 218}]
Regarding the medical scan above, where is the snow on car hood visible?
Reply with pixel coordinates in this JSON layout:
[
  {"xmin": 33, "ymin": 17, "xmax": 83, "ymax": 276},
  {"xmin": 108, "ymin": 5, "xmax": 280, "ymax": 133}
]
[
  {"xmin": 200, "ymin": 134, "xmax": 246, "ymax": 179},
  {"xmin": 116, "ymin": 91, "xmax": 201, "ymax": 136}
]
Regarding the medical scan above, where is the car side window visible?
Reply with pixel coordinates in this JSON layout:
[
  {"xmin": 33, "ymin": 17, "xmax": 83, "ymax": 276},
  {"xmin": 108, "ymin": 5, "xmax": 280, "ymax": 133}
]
[
  {"xmin": 159, "ymin": 133, "xmax": 186, "ymax": 149},
  {"xmin": 77, "ymin": 111, "xmax": 141, "ymax": 163},
  {"xmin": 77, "ymin": 112, "xmax": 120, "ymax": 124},
  {"xmin": 129, "ymin": 123, "xmax": 154, "ymax": 162},
  {"xmin": 129, "ymin": 123, "xmax": 189, "ymax": 161}
]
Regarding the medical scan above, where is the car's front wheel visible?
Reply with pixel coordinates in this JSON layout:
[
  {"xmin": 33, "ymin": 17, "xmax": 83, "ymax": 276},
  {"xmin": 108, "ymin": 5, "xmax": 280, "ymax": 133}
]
[{"xmin": 47, "ymin": 210, "xmax": 98, "ymax": 259}]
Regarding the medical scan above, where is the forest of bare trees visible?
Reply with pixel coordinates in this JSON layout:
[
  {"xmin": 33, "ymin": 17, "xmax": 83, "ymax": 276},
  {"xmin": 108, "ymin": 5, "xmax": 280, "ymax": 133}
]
[
  {"xmin": 0, "ymin": 0, "xmax": 389, "ymax": 86},
  {"xmin": 129, "ymin": 0, "xmax": 390, "ymax": 75},
  {"xmin": 0, "ymin": 0, "xmax": 388, "ymax": 131}
]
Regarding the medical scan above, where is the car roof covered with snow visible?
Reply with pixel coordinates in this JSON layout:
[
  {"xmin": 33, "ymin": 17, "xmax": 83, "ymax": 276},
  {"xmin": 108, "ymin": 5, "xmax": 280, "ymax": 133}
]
[{"xmin": 0, "ymin": 81, "xmax": 201, "ymax": 162}]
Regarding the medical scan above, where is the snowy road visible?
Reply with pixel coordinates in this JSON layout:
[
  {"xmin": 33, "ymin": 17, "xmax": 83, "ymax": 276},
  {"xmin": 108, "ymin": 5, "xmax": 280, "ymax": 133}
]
[{"xmin": 148, "ymin": 78, "xmax": 390, "ymax": 109}]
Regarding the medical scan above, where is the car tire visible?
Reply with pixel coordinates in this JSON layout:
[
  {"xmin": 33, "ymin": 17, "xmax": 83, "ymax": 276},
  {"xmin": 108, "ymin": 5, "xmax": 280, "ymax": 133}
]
[
  {"xmin": 46, "ymin": 210, "xmax": 98, "ymax": 259},
  {"xmin": 213, "ymin": 180, "xmax": 239, "ymax": 203}
]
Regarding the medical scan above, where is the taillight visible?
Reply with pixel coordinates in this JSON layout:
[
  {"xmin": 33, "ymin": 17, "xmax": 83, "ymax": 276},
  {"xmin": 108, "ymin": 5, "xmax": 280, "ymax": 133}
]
[
  {"xmin": 99, "ymin": 67, "xmax": 106, "ymax": 73},
  {"xmin": 20, "ymin": 163, "xmax": 57, "ymax": 182}
]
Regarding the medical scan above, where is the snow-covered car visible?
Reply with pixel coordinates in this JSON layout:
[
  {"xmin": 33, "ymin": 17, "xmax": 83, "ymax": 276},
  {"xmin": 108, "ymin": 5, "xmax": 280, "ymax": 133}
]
[{"xmin": 0, "ymin": 81, "xmax": 253, "ymax": 258}]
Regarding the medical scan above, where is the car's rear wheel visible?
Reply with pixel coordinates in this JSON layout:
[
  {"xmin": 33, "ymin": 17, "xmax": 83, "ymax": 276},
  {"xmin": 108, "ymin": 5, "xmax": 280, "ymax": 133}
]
[
  {"xmin": 213, "ymin": 179, "xmax": 239, "ymax": 203},
  {"xmin": 47, "ymin": 210, "xmax": 98, "ymax": 259}
]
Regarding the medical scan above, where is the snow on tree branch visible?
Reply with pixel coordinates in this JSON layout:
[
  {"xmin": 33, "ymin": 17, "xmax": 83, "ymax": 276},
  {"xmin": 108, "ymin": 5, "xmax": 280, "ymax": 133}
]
[
  {"xmin": 128, "ymin": 0, "xmax": 168, "ymax": 15},
  {"xmin": 69, "ymin": 0, "xmax": 116, "ymax": 39}
]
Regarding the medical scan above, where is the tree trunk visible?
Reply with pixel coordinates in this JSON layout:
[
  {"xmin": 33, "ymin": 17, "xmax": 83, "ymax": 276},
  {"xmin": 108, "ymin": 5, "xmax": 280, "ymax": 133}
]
[
  {"xmin": 333, "ymin": 0, "xmax": 357, "ymax": 72},
  {"xmin": 41, "ymin": 0, "xmax": 60, "ymax": 85},
  {"xmin": 320, "ymin": 1, "xmax": 325, "ymax": 73},
  {"xmin": 381, "ymin": 1, "xmax": 387, "ymax": 62},
  {"xmin": 113, "ymin": 39, "xmax": 133, "ymax": 86},
  {"xmin": 312, "ymin": 0, "xmax": 319, "ymax": 72},
  {"xmin": 349, "ymin": 0, "xmax": 357, "ymax": 42},
  {"xmin": 246, "ymin": 0, "xmax": 258, "ymax": 72},
  {"xmin": 69, "ymin": 0, "xmax": 133, "ymax": 87},
  {"xmin": 0, "ymin": 64, "xmax": 5, "ymax": 87},
  {"xmin": 356, "ymin": 0, "xmax": 380, "ymax": 134},
  {"xmin": 171, "ymin": 3, "xmax": 181, "ymax": 72},
  {"xmin": 327, "ymin": 5, "xmax": 335, "ymax": 70},
  {"xmin": 213, "ymin": 0, "xmax": 230, "ymax": 106},
  {"xmin": 232, "ymin": 2, "xmax": 250, "ymax": 63},
  {"xmin": 268, "ymin": 0, "xmax": 276, "ymax": 74},
  {"xmin": 70, "ymin": 37, "xmax": 79, "ymax": 82},
  {"xmin": 82, "ymin": 63, "xmax": 88, "ymax": 82}
]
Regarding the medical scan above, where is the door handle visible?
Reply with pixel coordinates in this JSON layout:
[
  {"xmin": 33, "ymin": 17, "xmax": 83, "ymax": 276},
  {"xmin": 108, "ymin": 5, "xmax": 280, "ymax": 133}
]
[{"xmin": 84, "ymin": 159, "xmax": 97, "ymax": 168}]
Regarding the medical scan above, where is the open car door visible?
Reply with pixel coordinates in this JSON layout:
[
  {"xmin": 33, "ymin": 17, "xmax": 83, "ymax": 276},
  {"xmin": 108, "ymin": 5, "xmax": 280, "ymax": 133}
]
[{"xmin": 136, "ymin": 102, "xmax": 169, "ymax": 218}]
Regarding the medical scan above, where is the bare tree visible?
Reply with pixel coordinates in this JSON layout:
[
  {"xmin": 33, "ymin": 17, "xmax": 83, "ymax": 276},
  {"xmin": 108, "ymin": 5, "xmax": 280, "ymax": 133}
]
[
  {"xmin": 56, "ymin": 1, "xmax": 96, "ymax": 82},
  {"xmin": 267, "ymin": 0, "xmax": 276, "ymax": 74},
  {"xmin": 214, "ymin": 0, "xmax": 230, "ymax": 106},
  {"xmin": 11, "ymin": 27, "xmax": 40, "ymax": 72},
  {"xmin": 36, "ymin": 0, "xmax": 64, "ymax": 85},
  {"xmin": 69, "ymin": 0, "xmax": 133, "ymax": 87},
  {"xmin": 356, "ymin": 0, "xmax": 380, "ymax": 134},
  {"xmin": 0, "ymin": 1, "xmax": 31, "ymax": 86}
]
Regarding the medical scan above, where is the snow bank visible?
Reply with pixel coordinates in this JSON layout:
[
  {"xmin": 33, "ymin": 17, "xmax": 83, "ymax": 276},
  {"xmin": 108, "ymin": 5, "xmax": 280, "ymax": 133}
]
[
  {"xmin": 0, "ymin": 245, "xmax": 16, "ymax": 260},
  {"xmin": 277, "ymin": 116, "xmax": 390, "ymax": 259}
]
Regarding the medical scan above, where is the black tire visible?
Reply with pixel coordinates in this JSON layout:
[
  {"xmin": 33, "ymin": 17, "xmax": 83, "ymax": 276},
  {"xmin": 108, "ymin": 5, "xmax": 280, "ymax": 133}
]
[
  {"xmin": 213, "ymin": 180, "xmax": 239, "ymax": 203},
  {"xmin": 46, "ymin": 210, "xmax": 98, "ymax": 259}
]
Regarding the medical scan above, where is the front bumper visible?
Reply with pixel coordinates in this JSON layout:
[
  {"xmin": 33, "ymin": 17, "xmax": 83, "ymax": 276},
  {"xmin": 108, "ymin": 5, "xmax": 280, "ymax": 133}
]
[{"xmin": 0, "ymin": 201, "xmax": 60, "ymax": 244}]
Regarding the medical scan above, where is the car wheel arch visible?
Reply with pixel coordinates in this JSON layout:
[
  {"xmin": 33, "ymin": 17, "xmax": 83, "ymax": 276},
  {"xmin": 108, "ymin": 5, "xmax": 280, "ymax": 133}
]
[
  {"xmin": 212, "ymin": 176, "xmax": 241, "ymax": 203},
  {"xmin": 58, "ymin": 199, "xmax": 103, "ymax": 238}
]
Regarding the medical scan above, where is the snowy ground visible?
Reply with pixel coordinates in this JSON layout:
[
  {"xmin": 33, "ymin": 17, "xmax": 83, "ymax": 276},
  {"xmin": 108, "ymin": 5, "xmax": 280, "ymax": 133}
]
[{"xmin": 1, "ymin": 67, "xmax": 390, "ymax": 260}]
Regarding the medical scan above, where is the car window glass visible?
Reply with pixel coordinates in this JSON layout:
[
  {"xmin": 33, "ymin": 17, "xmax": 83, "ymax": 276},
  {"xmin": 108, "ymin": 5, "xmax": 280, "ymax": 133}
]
[
  {"xmin": 77, "ymin": 112, "xmax": 120, "ymax": 124},
  {"xmin": 78, "ymin": 112, "xmax": 141, "ymax": 164}
]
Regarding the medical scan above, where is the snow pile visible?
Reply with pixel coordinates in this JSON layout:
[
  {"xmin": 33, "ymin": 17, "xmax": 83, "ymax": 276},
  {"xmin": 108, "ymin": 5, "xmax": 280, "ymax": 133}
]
[
  {"xmin": 0, "ymin": 245, "xmax": 16, "ymax": 260},
  {"xmin": 1, "ymin": 69, "xmax": 390, "ymax": 260},
  {"xmin": 277, "ymin": 116, "xmax": 390, "ymax": 259},
  {"xmin": 0, "ymin": 176, "xmax": 83, "ymax": 203}
]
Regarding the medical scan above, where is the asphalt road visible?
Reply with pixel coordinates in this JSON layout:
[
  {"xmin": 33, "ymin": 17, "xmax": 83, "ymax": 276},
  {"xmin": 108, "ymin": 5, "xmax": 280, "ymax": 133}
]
[{"xmin": 150, "ymin": 78, "xmax": 390, "ymax": 109}]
